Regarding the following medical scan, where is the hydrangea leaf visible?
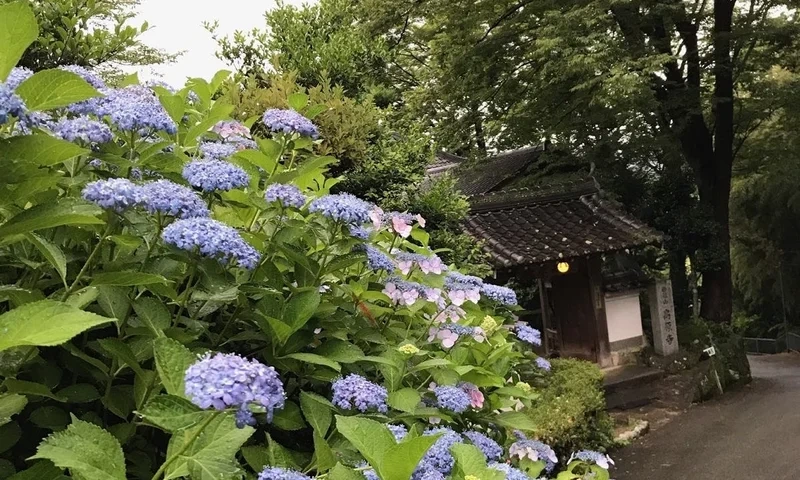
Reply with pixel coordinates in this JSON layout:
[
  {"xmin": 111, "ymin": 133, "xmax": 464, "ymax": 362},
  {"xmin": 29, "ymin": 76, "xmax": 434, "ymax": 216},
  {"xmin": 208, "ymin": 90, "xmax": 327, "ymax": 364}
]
[
  {"xmin": 164, "ymin": 414, "xmax": 253, "ymax": 480},
  {"xmin": 0, "ymin": 301, "xmax": 114, "ymax": 352},
  {"xmin": 493, "ymin": 411, "xmax": 538, "ymax": 432},
  {"xmin": 282, "ymin": 290, "xmax": 321, "ymax": 331},
  {"xmin": 0, "ymin": 394, "xmax": 27, "ymax": 426},
  {"xmin": 16, "ymin": 70, "xmax": 99, "ymax": 111},
  {"xmin": 0, "ymin": 198, "xmax": 102, "ymax": 240},
  {"xmin": 334, "ymin": 416, "xmax": 396, "ymax": 471},
  {"xmin": 0, "ymin": 2, "xmax": 37, "ymax": 82},
  {"xmin": 153, "ymin": 337, "xmax": 197, "ymax": 397},
  {"xmin": 299, "ymin": 391, "xmax": 333, "ymax": 435},
  {"xmin": 283, "ymin": 353, "xmax": 341, "ymax": 372},
  {"xmin": 287, "ymin": 93, "xmax": 309, "ymax": 110},
  {"xmin": 272, "ymin": 400, "xmax": 305, "ymax": 431},
  {"xmin": 30, "ymin": 417, "xmax": 126, "ymax": 480},
  {"xmin": 451, "ymin": 444, "xmax": 505, "ymax": 480},
  {"xmin": 0, "ymin": 134, "xmax": 89, "ymax": 167},
  {"xmin": 132, "ymin": 297, "xmax": 170, "ymax": 335},
  {"xmin": 313, "ymin": 431, "xmax": 336, "ymax": 473},
  {"xmin": 90, "ymin": 271, "xmax": 171, "ymax": 287},
  {"xmin": 328, "ymin": 463, "xmax": 364, "ymax": 480},
  {"xmin": 6, "ymin": 460, "xmax": 66, "ymax": 480},
  {"xmin": 388, "ymin": 388, "xmax": 421, "ymax": 414},
  {"xmin": 24, "ymin": 233, "xmax": 67, "ymax": 287},
  {"xmin": 138, "ymin": 395, "xmax": 210, "ymax": 432},
  {"xmin": 378, "ymin": 434, "xmax": 440, "ymax": 480}
]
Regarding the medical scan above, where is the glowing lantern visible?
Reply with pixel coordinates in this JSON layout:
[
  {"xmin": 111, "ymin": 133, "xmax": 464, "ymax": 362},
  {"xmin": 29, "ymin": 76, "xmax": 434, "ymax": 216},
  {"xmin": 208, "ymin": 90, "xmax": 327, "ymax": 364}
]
[{"xmin": 557, "ymin": 262, "xmax": 570, "ymax": 274}]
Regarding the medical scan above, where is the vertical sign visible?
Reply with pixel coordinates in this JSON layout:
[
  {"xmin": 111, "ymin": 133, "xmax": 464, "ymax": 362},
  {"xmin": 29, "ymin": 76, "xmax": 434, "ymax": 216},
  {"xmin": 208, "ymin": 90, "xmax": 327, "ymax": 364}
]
[{"xmin": 648, "ymin": 279, "xmax": 678, "ymax": 356}]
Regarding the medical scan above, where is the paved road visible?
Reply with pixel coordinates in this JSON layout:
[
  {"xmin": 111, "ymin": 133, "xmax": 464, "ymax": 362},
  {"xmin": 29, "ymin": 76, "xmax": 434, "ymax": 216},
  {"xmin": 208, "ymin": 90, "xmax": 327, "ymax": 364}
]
[{"xmin": 614, "ymin": 354, "xmax": 800, "ymax": 480}]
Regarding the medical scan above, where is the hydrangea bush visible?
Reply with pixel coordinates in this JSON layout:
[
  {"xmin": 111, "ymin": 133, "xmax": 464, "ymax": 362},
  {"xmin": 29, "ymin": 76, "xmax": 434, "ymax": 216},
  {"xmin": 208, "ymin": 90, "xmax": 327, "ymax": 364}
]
[{"xmin": 0, "ymin": 4, "xmax": 612, "ymax": 480}]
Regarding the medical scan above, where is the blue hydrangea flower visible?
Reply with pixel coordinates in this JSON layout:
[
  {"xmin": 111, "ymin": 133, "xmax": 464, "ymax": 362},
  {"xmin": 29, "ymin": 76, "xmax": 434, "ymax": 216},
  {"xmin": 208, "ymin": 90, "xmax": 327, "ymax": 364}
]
[
  {"xmin": 262, "ymin": 108, "xmax": 319, "ymax": 138},
  {"xmin": 433, "ymin": 386, "xmax": 471, "ymax": 413},
  {"xmin": 227, "ymin": 135, "xmax": 257, "ymax": 150},
  {"xmin": 59, "ymin": 65, "xmax": 106, "ymax": 89},
  {"xmin": 514, "ymin": 323, "xmax": 542, "ymax": 347},
  {"xmin": 199, "ymin": 141, "xmax": 239, "ymax": 161},
  {"xmin": 163, "ymin": 218, "xmax": 261, "ymax": 269},
  {"xmin": 331, "ymin": 374, "xmax": 388, "ymax": 413},
  {"xmin": 0, "ymin": 84, "xmax": 25, "ymax": 124},
  {"xmin": 264, "ymin": 183, "xmax": 306, "ymax": 209},
  {"xmin": 309, "ymin": 193, "xmax": 374, "ymax": 224},
  {"xmin": 411, "ymin": 462, "xmax": 446, "ymax": 480},
  {"xmin": 359, "ymin": 245, "xmax": 395, "ymax": 272},
  {"xmin": 51, "ymin": 116, "xmax": 113, "ymax": 144},
  {"xmin": 569, "ymin": 450, "xmax": 614, "ymax": 470},
  {"xmin": 536, "ymin": 357, "xmax": 552, "ymax": 371},
  {"xmin": 463, "ymin": 431, "xmax": 503, "ymax": 461},
  {"xmin": 445, "ymin": 272, "xmax": 484, "ymax": 288},
  {"xmin": 83, "ymin": 85, "xmax": 176, "ymax": 133},
  {"xmin": 383, "ymin": 277, "xmax": 428, "ymax": 305},
  {"xmin": 488, "ymin": 462, "xmax": 530, "ymax": 480},
  {"xmin": 418, "ymin": 427, "xmax": 463, "ymax": 475},
  {"xmin": 509, "ymin": 432, "xmax": 558, "ymax": 472},
  {"xmin": 481, "ymin": 283, "xmax": 518, "ymax": 306},
  {"xmin": 185, "ymin": 352, "xmax": 286, "ymax": 428},
  {"xmin": 349, "ymin": 225, "xmax": 371, "ymax": 240},
  {"xmin": 257, "ymin": 467, "xmax": 313, "ymax": 480},
  {"xmin": 82, "ymin": 178, "xmax": 143, "ymax": 211},
  {"xmin": 182, "ymin": 160, "xmax": 249, "ymax": 192},
  {"xmin": 387, "ymin": 423, "xmax": 408, "ymax": 442},
  {"xmin": 4, "ymin": 67, "xmax": 33, "ymax": 90},
  {"xmin": 140, "ymin": 180, "xmax": 209, "ymax": 218}
]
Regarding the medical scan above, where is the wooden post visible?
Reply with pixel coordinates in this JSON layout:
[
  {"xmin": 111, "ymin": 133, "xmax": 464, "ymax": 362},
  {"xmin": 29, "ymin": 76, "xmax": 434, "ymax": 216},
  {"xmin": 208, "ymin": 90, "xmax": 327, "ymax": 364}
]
[
  {"xmin": 588, "ymin": 256, "xmax": 612, "ymax": 367},
  {"xmin": 538, "ymin": 278, "xmax": 551, "ymax": 356}
]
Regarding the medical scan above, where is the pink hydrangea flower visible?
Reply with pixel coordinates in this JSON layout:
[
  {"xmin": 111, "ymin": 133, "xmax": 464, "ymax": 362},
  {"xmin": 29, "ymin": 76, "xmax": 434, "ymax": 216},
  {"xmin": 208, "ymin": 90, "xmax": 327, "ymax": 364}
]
[
  {"xmin": 415, "ymin": 214, "xmax": 426, "ymax": 228},
  {"xmin": 369, "ymin": 207, "xmax": 384, "ymax": 230},
  {"xmin": 448, "ymin": 287, "xmax": 481, "ymax": 306},
  {"xmin": 419, "ymin": 255, "xmax": 444, "ymax": 274},
  {"xmin": 392, "ymin": 216, "xmax": 412, "ymax": 238}
]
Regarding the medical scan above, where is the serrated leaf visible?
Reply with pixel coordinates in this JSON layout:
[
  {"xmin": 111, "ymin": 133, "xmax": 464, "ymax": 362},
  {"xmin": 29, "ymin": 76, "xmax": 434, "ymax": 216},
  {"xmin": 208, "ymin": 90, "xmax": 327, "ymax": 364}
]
[
  {"xmin": 91, "ymin": 271, "xmax": 171, "ymax": 287},
  {"xmin": 0, "ymin": 198, "xmax": 102, "ymax": 239},
  {"xmin": 313, "ymin": 431, "xmax": 336, "ymax": 472},
  {"xmin": 266, "ymin": 433, "xmax": 302, "ymax": 469},
  {"xmin": 25, "ymin": 233, "xmax": 67, "ymax": 287},
  {"xmin": 409, "ymin": 358, "xmax": 453, "ymax": 372},
  {"xmin": 164, "ymin": 414, "xmax": 253, "ymax": 480},
  {"xmin": 55, "ymin": 384, "xmax": 100, "ymax": 403},
  {"xmin": 7, "ymin": 460, "xmax": 67, "ymax": 480},
  {"xmin": 31, "ymin": 417, "xmax": 126, "ymax": 480},
  {"xmin": 283, "ymin": 290, "xmax": 320, "ymax": 331},
  {"xmin": 388, "ymin": 388, "xmax": 421, "ymax": 414},
  {"xmin": 492, "ymin": 411, "xmax": 538, "ymax": 432},
  {"xmin": 314, "ymin": 340, "xmax": 365, "ymax": 363},
  {"xmin": 16, "ymin": 70, "xmax": 100, "ymax": 111},
  {"xmin": 0, "ymin": 394, "xmax": 27, "ymax": 426},
  {"xmin": 98, "ymin": 338, "xmax": 146, "ymax": 379},
  {"xmin": 335, "ymin": 416, "xmax": 396, "ymax": 471},
  {"xmin": 300, "ymin": 391, "xmax": 332, "ymax": 435},
  {"xmin": 272, "ymin": 400, "xmax": 305, "ymax": 431},
  {"xmin": 139, "ymin": 395, "xmax": 209, "ymax": 432},
  {"xmin": 159, "ymin": 94, "xmax": 185, "ymax": 124},
  {"xmin": 0, "ymin": 300, "xmax": 114, "ymax": 352},
  {"xmin": 153, "ymin": 337, "xmax": 196, "ymax": 397},
  {"xmin": 329, "ymin": 463, "xmax": 363, "ymax": 480},
  {"xmin": 132, "ymin": 297, "xmax": 170, "ymax": 335},
  {"xmin": 379, "ymin": 434, "xmax": 440, "ymax": 480},
  {"xmin": 30, "ymin": 406, "xmax": 69, "ymax": 430},
  {"xmin": 96, "ymin": 285, "xmax": 130, "ymax": 320},
  {"xmin": 283, "ymin": 353, "xmax": 341, "ymax": 372},
  {"xmin": 0, "ymin": 2, "xmax": 38, "ymax": 82},
  {"xmin": 287, "ymin": 93, "xmax": 309, "ymax": 110},
  {"xmin": 0, "ymin": 134, "xmax": 89, "ymax": 167}
]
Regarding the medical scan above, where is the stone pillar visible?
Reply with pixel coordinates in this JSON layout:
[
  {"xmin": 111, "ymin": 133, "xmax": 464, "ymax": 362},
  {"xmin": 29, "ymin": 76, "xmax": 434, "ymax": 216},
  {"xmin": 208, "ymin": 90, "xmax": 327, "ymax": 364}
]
[{"xmin": 648, "ymin": 279, "xmax": 679, "ymax": 356}]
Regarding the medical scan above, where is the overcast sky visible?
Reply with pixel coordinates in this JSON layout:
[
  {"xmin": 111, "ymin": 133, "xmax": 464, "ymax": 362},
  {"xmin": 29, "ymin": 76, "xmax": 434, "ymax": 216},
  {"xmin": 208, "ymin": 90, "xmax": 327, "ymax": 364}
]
[{"xmin": 132, "ymin": 0, "xmax": 305, "ymax": 86}]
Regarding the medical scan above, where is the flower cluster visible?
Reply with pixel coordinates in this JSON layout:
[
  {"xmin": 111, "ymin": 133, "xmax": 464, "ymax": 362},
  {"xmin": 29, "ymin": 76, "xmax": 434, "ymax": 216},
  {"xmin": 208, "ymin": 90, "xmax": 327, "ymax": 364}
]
[
  {"xmin": 162, "ymin": 217, "xmax": 260, "ymax": 269},
  {"xmin": 488, "ymin": 462, "xmax": 530, "ymax": 480},
  {"xmin": 429, "ymin": 324, "xmax": 485, "ymax": 348},
  {"xmin": 434, "ymin": 386, "xmax": 471, "ymax": 413},
  {"xmin": 51, "ymin": 116, "xmax": 113, "ymax": 144},
  {"xmin": 458, "ymin": 382, "xmax": 485, "ymax": 408},
  {"xmin": 445, "ymin": 272, "xmax": 483, "ymax": 306},
  {"xmin": 395, "ymin": 252, "xmax": 445, "ymax": 275},
  {"xmin": 418, "ymin": 427, "xmax": 463, "ymax": 475},
  {"xmin": 257, "ymin": 467, "xmax": 312, "ymax": 480},
  {"xmin": 4, "ymin": 67, "xmax": 33, "ymax": 90},
  {"xmin": 182, "ymin": 160, "xmax": 249, "ymax": 192},
  {"xmin": 361, "ymin": 245, "xmax": 395, "ymax": 272},
  {"xmin": 140, "ymin": 180, "xmax": 209, "ymax": 219},
  {"xmin": 387, "ymin": 424, "xmax": 408, "ymax": 441},
  {"xmin": 184, "ymin": 353, "xmax": 286, "ymax": 428},
  {"xmin": 383, "ymin": 277, "xmax": 429, "ymax": 306},
  {"xmin": 464, "ymin": 431, "xmax": 503, "ymax": 460},
  {"xmin": 331, "ymin": 374, "xmax": 388, "ymax": 413},
  {"xmin": 481, "ymin": 283, "xmax": 518, "ymax": 306},
  {"xmin": 199, "ymin": 141, "xmax": 239, "ymax": 161},
  {"xmin": 264, "ymin": 183, "xmax": 306, "ymax": 209},
  {"xmin": 514, "ymin": 323, "xmax": 543, "ymax": 346},
  {"xmin": 569, "ymin": 450, "xmax": 614, "ymax": 470},
  {"xmin": 509, "ymin": 431, "xmax": 558, "ymax": 472},
  {"xmin": 212, "ymin": 120, "xmax": 251, "ymax": 139},
  {"xmin": 349, "ymin": 225, "xmax": 371, "ymax": 240},
  {"xmin": 82, "ymin": 85, "xmax": 177, "ymax": 134},
  {"xmin": 536, "ymin": 357, "xmax": 552, "ymax": 371},
  {"xmin": 309, "ymin": 193, "xmax": 374, "ymax": 224},
  {"xmin": 0, "ymin": 84, "xmax": 25, "ymax": 125},
  {"xmin": 262, "ymin": 108, "xmax": 319, "ymax": 138},
  {"xmin": 59, "ymin": 65, "xmax": 106, "ymax": 89},
  {"xmin": 82, "ymin": 178, "xmax": 143, "ymax": 211}
]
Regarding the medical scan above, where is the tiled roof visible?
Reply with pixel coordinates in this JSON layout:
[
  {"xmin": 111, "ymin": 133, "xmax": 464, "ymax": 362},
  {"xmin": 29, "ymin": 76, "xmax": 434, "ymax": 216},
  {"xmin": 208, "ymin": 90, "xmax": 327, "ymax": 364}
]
[
  {"xmin": 464, "ymin": 180, "xmax": 662, "ymax": 267},
  {"xmin": 429, "ymin": 151, "xmax": 465, "ymax": 173},
  {"xmin": 455, "ymin": 146, "xmax": 543, "ymax": 196}
]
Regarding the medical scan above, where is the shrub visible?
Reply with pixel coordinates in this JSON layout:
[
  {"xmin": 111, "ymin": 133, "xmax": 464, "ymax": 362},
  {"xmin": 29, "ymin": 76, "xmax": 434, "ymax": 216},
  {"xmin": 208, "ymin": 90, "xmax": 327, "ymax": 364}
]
[{"xmin": 523, "ymin": 359, "xmax": 615, "ymax": 456}]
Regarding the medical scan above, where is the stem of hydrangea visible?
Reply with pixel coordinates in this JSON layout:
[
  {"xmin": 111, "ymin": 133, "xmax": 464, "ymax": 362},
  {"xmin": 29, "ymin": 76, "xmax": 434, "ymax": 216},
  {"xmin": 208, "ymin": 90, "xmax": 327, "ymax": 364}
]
[
  {"xmin": 286, "ymin": 149, "xmax": 298, "ymax": 170},
  {"xmin": 269, "ymin": 137, "xmax": 288, "ymax": 178},
  {"xmin": 174, "ymin": 264, "xmax": 199, "ymax": 324},
  {"xmin": 62, "ymin": 221, "xmax": 114, "ymax": 301},
  {"xmin": 150, "ymin": 410, "xmax": 222, "ymax": 480}
]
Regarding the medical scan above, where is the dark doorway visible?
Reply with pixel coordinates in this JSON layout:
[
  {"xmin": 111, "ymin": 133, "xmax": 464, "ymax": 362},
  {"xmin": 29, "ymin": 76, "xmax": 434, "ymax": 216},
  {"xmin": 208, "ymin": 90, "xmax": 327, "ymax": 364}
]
[{"xmin": 549, "ymin": 260, "xmax": 599, "ymax": 362}]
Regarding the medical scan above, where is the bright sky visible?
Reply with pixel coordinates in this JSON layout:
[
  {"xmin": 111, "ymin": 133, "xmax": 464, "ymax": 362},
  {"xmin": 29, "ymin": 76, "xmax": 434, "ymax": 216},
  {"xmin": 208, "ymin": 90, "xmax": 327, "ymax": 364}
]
[{"xmin": 132, "ymin": 0, "xmax": 305, "ymax": 87}]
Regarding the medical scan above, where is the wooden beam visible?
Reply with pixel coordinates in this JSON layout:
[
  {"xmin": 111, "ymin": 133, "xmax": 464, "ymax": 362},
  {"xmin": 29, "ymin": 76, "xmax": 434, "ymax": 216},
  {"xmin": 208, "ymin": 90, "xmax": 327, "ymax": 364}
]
[{"xmin": 588, "ymin": 256, "xmax": 612, "ymax": 367}]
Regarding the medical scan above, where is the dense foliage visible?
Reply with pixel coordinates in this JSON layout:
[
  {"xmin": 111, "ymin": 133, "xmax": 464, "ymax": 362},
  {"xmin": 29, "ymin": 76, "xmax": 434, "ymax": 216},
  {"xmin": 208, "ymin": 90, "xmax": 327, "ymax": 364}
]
[{"xmin": 0, "ymin": 4, "xmax": 612, "ymax": 480}]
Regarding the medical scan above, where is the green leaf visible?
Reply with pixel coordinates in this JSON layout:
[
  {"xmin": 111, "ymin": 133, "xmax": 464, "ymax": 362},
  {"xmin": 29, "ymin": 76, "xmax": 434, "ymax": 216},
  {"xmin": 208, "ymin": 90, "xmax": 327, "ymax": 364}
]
[
  {"xmin": 159, "ymin": 94, "xmax": 186, "ymax": 124},
  {"xmin": 132, "ymin": 297, "xmax": 170, "ymax": 335},
  {"xmin": 97, "ymin": 338, "xmax": 147, "ymax": 379},
  {"xmin": 288, "ymin": 93, "xmax": 309, "ymax": 110},
  {"xmin": 120, "ymin": 72, "xmax": 139, "ymax": 87},
  {"xmin": 409, "ymin": 358, "xmax": 453, "ymax": 372},
  {"xmin": 388, "ymin": 388, "xmax": 421, "ymax": 414},
  {"xmin": 55, "ymin": 384, "xmax": 100, "ymax": 404},
  {"xmin": 139, "ymin": 395, "xmax": 209, "ymax": 432},
  {"xmin": 241, "ymin": 446, "xmax": 270, "ymax": 472},
  {"xmin": 0, "ymin": 300, "xmax": 115, "ymax": 352},
  {"xmin": 16, "ymin": 70, "xmax": 100, "ymax": 111},
  {"xmin": 329, "ymin": 463, "xmax": 364, "ymax": 480},
  {"xmin": 284, "ymin": 353, "xmax": 341, "ymax": 372},
  {"xmin": 300, "ymin": 391, "xmax": 332, "ymax": 435},
  {"xmin": 0, "ymin": 2, "xmax": 37, "ymax": 82},
  {"xmin": 266, "ymin": 433, "xmax": 302, "ymax": 469},
  {"xmin": 164, "ymin": 414, "xmax": 253, "ymax": 480},
  {"xmin": 0, "ymin": 198, "xmax": 102, "ymax": 239},
  {"xmin": 31, "ymin": 417, "xmax": 126, "ymax": 480},
  {"xmin": 304, "ymin": 104, "xmax": 328, "ymax": 119},
  {"xmin": 314, "ymin": 340, "xmax": 365, "ymax": 363},
  {"xmin": 153, "ymin": 337, "xmax": 197, "ymax": 397},
  {"xmin": 91, "ymin": 271, "xmax": 171, "ymax": 287},
  {"xmin": 25, "ymin": 233, "xmax": 67, "ymax": 287},
  {"xmin": 451, "ymin": 444, "xmax": 505, "ymax": 480},
  {"xmin": 0, "ymin": 394, "xmax": 27, "ymax": 426},
  {"xmin": 30, "ymin": 406, "xmax": 69, "ymax": 430},
  {"xmin": 64, "ymin": 286, "xmax": 98, "ymax": 310},
  {"xmin": 96, "ymin": 286, "xmax": 130, "ymax": 320},
  {"xmin": 313, "ymin": 431, "xmax": 336, "ymax": 472},
  {"xmin": 379, "ymin": 434, "xmax": 440, "ymax": 480},
  {"xmin": 283, "ymin": 290, "xmax": 320, "ymax": 330},
  {"xmin": 0, "ymin": 134, "xmax": 89, "ymax": 166},
  {"xmin": 272, "ymin": 400, "xmax": 305, "ymax": 431},
  {"xmin": 8, "ymin": 461, "xmax": 67, "ymax": 480},
  {"xmin": 256, "ymin": 138, "xmax": 283, "ymax": 169},
  {"xmin": 335, "ymin": 416, "xmax": 396, "ymax": 471},
  {"xmin": 492, "ymin": 411, "xmax": 539, "ymax": 432}
]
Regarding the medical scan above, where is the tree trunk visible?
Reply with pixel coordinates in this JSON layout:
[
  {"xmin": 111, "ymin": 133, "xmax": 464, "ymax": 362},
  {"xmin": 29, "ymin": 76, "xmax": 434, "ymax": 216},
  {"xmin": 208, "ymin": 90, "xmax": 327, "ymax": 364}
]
[
  {"xmin": 472, "ymin": 104, "xmax": 488, "ymax": 157},
  {"xmin": 667, "ymin": 250, "xmax": 691, "ymax": 322}
]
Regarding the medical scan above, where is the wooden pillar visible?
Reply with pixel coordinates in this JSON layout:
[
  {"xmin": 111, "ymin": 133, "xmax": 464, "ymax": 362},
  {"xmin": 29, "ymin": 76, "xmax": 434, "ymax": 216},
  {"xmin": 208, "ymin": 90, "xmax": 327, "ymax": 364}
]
[
  {"xmin": 587, "ymin": 256, "xmax": 612, "ymax": 367},
  {"xmin": 538, "ymin": 278, "xmax": 551, "ymax": 356}
]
